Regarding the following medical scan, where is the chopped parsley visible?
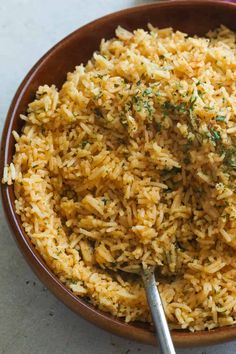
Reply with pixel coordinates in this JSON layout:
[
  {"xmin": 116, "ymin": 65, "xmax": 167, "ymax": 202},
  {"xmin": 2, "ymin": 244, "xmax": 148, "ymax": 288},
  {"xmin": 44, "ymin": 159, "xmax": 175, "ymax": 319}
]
[
  {"xmin": 175, "ymin": 102, "xmax": 188, "ymax": 113},
  {"xmin": 143, "ymin": 101, "xmax": 153, "ymax": 115},
  {"xmin": 161, "ymin": 96, "xmax": 197, "ymax": 117},
  {"xmin": 102, "ymin": 198, "xmax": 108, "ymax": 205},
  {"xmin": 143, "ymin": 88, "xmax": 152, "ymax": 96},
  {"xmin": 223, "ymin": 147, "xmax": 236, "ymax": 170},
  {"xmin": 161, "ymin": 101, "xmax": 175, "ymax": 116},
  {"xmin": 215, "ymin": 115, "xmax": 226, "ymax": 122},
  {"xmin": 209, "ymin": 128, "xmax": 221, "ymax": 142},
  {"xmin": 204, "ymin": 105, "xmax": 214, "ymax": 111},
  {"xmin": 189, "ymin": 95, "xmax": 197, "ymax": 110},
  {"xmin": 81, "ymin": 140, "xmax": 90, "ymax": 148}
]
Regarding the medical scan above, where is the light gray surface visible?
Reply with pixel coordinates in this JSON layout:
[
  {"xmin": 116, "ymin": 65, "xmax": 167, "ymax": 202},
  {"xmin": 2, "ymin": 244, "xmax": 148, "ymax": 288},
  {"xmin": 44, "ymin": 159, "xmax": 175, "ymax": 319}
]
[{"xmin": 0, "ymin": 1, "xmax": 235, "ymax": 353}]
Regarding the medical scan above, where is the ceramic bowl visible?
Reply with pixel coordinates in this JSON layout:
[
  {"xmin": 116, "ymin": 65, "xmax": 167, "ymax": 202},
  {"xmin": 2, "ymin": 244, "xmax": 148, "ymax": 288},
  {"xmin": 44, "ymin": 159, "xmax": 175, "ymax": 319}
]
[{"xmin": 1, "ymin": 0, "xmax": 236, "ymax": 347}]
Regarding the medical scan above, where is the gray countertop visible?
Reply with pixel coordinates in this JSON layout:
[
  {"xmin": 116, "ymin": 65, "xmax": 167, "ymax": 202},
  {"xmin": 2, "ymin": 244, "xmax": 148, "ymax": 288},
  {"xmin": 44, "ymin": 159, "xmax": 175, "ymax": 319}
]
[{"xmin": 0, "ymin": 1, "xmax": 235, "ymax": 353}]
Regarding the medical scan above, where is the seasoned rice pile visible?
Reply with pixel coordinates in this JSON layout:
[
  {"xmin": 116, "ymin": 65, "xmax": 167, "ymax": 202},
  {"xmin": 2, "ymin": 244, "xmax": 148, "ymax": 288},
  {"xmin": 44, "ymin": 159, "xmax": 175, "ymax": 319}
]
[{"xmin": 3, "ymin": 25, "xmax": 236, "ymax": 331}]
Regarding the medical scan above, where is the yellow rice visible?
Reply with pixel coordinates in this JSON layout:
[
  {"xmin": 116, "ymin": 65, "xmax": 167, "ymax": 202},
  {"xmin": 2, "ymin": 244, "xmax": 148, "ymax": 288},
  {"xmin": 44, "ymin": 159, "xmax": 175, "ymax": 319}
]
[{"xmin": 2, "ymin": 25, "xmax": 236, "ymax": 331}]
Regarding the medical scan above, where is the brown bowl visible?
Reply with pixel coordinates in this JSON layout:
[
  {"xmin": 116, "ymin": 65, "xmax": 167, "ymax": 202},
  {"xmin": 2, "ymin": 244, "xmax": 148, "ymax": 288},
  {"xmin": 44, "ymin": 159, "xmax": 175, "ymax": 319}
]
[{"xmin": 1, "ymin": 0, "xmax": 236, "ymax": 347}]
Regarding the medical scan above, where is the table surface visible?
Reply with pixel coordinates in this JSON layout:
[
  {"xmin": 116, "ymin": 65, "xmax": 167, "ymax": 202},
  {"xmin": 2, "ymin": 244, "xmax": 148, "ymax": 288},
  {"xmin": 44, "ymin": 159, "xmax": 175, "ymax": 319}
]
[{"xmin": 0, "ymin": 1, "xmax": 236, "ymax": 353}]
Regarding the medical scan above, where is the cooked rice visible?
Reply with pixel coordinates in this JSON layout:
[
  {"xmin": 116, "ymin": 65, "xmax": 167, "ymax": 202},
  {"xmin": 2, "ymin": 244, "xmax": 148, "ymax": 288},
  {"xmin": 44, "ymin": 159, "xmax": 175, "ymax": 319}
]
[{"xmin": 2, "ymin": 25, "xmax": 236, "ymax": 331}]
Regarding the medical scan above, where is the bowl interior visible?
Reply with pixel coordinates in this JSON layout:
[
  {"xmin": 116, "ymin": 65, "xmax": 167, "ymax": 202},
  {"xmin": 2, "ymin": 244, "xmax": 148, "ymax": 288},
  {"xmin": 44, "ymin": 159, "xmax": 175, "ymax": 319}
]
[{"xmin": 2, "ymin": 0, "xmax": 236, "ymax": 347}]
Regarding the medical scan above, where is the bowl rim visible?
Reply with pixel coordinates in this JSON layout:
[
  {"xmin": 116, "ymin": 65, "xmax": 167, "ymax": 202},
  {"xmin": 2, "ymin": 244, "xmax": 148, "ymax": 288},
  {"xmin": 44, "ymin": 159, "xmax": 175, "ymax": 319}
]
[{"xmin": 1, "ymin": 0, "xmax": 236, "ymax": 347}]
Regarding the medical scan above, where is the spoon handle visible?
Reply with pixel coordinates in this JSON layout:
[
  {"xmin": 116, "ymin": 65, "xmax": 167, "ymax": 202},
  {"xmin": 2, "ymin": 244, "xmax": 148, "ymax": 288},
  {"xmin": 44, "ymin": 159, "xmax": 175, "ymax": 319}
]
[{"xmin": 141, "ymin": 268, "xmax": 176, "ymax": 354}]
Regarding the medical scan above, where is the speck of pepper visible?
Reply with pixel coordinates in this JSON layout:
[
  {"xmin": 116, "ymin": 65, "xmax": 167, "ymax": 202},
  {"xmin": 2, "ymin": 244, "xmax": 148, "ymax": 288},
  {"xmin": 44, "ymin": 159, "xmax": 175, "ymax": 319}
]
[{"xmin": 49, "ymin": 311, "xmax": 54, "ymax": 317}]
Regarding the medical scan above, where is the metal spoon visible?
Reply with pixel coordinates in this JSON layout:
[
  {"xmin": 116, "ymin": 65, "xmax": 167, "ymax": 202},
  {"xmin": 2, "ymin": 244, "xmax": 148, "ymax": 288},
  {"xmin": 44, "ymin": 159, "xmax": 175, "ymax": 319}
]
[
  {"xmin": 141, "ymin": 266, "xmax": 176, "ymax": 354},
  {"xmin": 99, "ymin": 262, "xmax": 176, "ymax": 353}
]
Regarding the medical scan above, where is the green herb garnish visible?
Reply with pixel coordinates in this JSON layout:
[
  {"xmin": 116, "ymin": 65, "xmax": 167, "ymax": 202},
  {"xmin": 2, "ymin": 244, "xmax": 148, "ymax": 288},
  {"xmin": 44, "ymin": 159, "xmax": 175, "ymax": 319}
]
[
  {"xmin": 143, "ymin": 88, "xmax": 152, "ymax": 96},
  {"xmin": 81, "ymin": 140, "xmax": 90, "ymax": 148},
  {"xmin": 216, "ymin": 115, "xmax": 226, "ymax": 122},
  {"xmin": 189, "ymin": 95, "xmax": 197, "ymax": 110},
  {"xmin": 223, "ymin": 147, "xmax": 236, "ymax": 170},
  {"xmin": 210, "ymin": 129, "xmax": 221, "ymax": 142},
  {"xmin": 143, "ymin": 101, "xmax": 153, "ymax": 115},
  {"xmin": 96, "ymin": 74, "xmax": 104, "ymax": 79},
  {"xmin": 102, "ymin": 198, "xmax": 108, "ymax": 205},
  {"xmin": 176, "ymin": 102, "xmax": 188, "ymax": 113}
]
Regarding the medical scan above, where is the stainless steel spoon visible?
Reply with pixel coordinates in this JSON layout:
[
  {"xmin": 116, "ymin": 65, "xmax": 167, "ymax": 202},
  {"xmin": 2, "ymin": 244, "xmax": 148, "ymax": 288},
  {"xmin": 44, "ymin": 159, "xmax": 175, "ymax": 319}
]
[
  {"xmin": 100, "ymin": 262, "xmax": 176, "ymax": 353},
  {"xmin": 141, "ymin": 266, "xmax": 176, "ymax": 354}
]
